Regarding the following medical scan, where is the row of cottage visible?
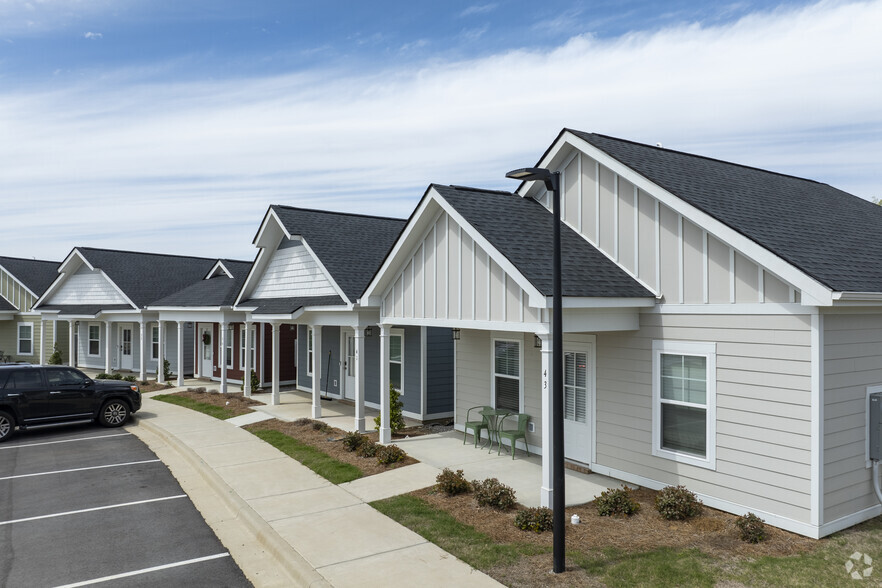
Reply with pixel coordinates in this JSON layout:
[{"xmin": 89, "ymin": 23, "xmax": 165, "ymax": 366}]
[{"xmin": 4, "ymin": 129, "xmax": 882, "ymax": 539}]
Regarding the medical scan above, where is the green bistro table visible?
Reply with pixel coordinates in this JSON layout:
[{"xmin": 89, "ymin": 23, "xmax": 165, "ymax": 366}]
[{"xmin": 480, "ymin": 407, "xmax": 512, "ymax": 453}]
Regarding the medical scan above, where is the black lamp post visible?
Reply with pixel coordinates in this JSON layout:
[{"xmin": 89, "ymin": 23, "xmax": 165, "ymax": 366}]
[{"xmin": 505, "ymin": 166, "xmax": 564, "ymax": 573}]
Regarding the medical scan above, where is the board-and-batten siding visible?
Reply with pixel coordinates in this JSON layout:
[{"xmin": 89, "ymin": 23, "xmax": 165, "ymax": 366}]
[
  {"xmin": 553, "ymin": 150, "xmax": 799, "ymax": 306},
  {"xmin": 823, "ymin": 313, "xmax": 882, "ymax": 524},
  {"xmin": 0, "ymin": 267, "xmax": 37, "ymax": 311},
  {"xmin": 46, "ymin": 265, "xmax": 128, "ymax": 306},
  {"xmin": 383, "ymin": 211, "xmax": 540, "ymax": 325},
  {"xmin": 252, "ymin": 239, "xmax": 337, "ymax": 299},
  {"xmin": 595, "ymin": 312, "xmax": 813, "ymax": 523}
]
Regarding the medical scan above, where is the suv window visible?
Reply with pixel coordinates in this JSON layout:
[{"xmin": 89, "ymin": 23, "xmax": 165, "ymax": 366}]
[
  {"xmin": 6, "ymin": 369, "xmax": 43, "ymax": 390},
  {"xmin": 0, "ymin": 371, "xmax": 8, "ymax": 389},
  {"xmin": 46, "ymin": 369, "xmax": 88, "ymax": 386}
]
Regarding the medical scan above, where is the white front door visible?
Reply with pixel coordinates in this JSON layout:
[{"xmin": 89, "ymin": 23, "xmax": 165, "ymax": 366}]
[
  {"xmin": 343, "ymin": 332, "xmax": 356, "ymax": 400},
  {"xmin": 563, "ymin": 344, "xmax": 593, "ymax": 465},
  {"xmin": 119, "ymin": 325, "xmax": 133, "ymax": 370},
  {"xmin": 201, "ymin": 326, "xmax": 213, "ymax": 377}
]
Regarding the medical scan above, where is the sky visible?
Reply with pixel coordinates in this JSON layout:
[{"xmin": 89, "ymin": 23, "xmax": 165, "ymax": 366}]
[{"xmin": 1, "ymin": 0, "xmax": 880, "ymax": 263}]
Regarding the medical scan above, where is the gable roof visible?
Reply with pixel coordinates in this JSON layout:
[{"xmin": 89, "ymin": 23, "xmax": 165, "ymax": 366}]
[
  {"xmin": 269, "ymin": 206, "xmax": 406, "ymax": 301},
  {"xmin": 569, "ymin": 130, "xmax": 882, "ymax": 293},
  {"xmin": 0, "ymin": 256, "xmax": 60, "ymax": 297},
  {"xmin": 432, "ymin": 184, "xmax": 653, "ymax": 298},
  {"xmin": 150, "ymin": 259, "xmax": 253, "ymax": 308},
  {"xmin": 0, "ymin": 297, "xmax": 15, "ymax": 312}
]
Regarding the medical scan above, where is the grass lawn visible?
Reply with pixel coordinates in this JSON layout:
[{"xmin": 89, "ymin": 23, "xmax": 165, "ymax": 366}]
[
  {"xmin": 153, "ymin": 394, "xmax": 240, "ymax": 420},
  {"xmin": 249, "ymin": 429, "xmax": 363, "ymax": 484}
]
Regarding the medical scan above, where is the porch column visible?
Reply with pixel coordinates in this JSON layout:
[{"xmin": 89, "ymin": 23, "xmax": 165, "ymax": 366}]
[
  {"xmin": 138, "ymin": 318, "xmax": 146, "ymax": 382},
  {"xmin": 157, "ymin": 321, "xmax": 165, "ymax": 384},
  {"xmin": 354, "ymin": 327, "xmax": 365, "ymax": 433},
  {"xmin": 39, "ymin": 321, "xmax": 45, "ymax": 364},
  {"xmin": 379, "ymin": 324, "xmax": 391, "ymax": 444},
  {"xmin": 219, "ymin": 321, "xmax": 228, "ymax": 393},
  {"xmin": 68, "ymin": 321, "xmax": 75, "ymax": 367},
  {"xmin": 539, "ymin": 333, "xmax": 554, "ymax": 508},
  {"xmin": 271, "ymin": 322, "xmax": 280, "ymax": 405},
  {"xmin": 259, "ymin": 323, "xmax": 266, "ymax": 388},
  {"xmin": 311, "ymin": 326, "xmax": 322, "ymax": 419},
  {"xmin": 104, "ymin": 320, "xmax": 112, "ymax": 374},
  {"xmin": 176, "ymin": 321, "xmax": 185, "ymax": 387},
  {"xmin": 243, "ymin": 320, "xmax": 253, "ymax": 396}
]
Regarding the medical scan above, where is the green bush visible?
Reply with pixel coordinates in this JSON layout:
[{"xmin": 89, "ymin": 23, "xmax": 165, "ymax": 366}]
[
  {"xmin": 655, "ymin": 485, "xmax": 702, "ymax": 520},
  {"xmin": 342, "ymin": 431, "xmax": 368, "ymax": 452},
  {"xmin": 110, "ymin": 373, "xmax": 123, "ymax": 380},
  {"xmin": 250, "ymin": 369, "xmax": 260, "ymax": 392},
  {"xmin": 736, "ymin": 512, "xmax": 766, "ymax": 543},
  {"xmin": 48, "ymin": 343, "xmax": 63, "ymax": 365},
  {"xmin": 595, "ymin": 486, "xmax": 641, "ymax": 517},
  {"xmin": 293, "ymin": 418, "xmax": 313, "ymax": 426},
  {"xmin": 376, "ymin": 444, "xmax": 406, "ymax": 465},
  {"xmin": 374, "ymin": 385, "xmax": 405, "ymax": 434},
  {"xmin": 356, "ymin": 439, "xmax": 378, "ymax": 458},
  {"xmin": 515, "ymin": 507, "xmax": 554, "ymax": 533},
  {"xmin": 163, "ymin": 359, "xmax": 172, "ymax": 381},
  {"xmin": 123, "ymin": 375, "xmax": 137, "ymax": 382},
  {"xmin": 435, "ymin": 468, "xmax": 471, "ymax": 496},
  {"xmin": 96, "ymin": 373, "xmax": 109, "ymax": 379},
  {"xmin": 312, "ymin": 421, "xmax": 331, "ymax": 432},
  {"xmin": 472, "ymin": 478, "xmax": 517, "ymax": 511}
]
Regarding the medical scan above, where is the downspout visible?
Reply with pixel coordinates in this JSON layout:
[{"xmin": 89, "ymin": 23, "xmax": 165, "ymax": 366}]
[{"xmin": 873, "ymin": 461, "xmax": 882, "ymax": 505}]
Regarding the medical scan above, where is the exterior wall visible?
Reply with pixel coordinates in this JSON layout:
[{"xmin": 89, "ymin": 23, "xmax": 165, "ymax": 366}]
[
  {"xmin": 297, "ymin": 324, "xmax": 311, "ymax": 389},
  {"xmin": 401, "ymin": 325, "xmax": 421, "ymax": 414},
  {"xmin": 0, "ymin": 315, "xmax": 44, "ymax": 363},
  {"xmin": 364, "ymin": 332, "xmax": 380, "ymax": 404},
  {"xmin": 594, "ymin": 311, "xmax": 813, "ymax": 525},
  {"xmin": 426, "ymin": 326, "xmax": 454, "ymax": 415},
  {"xmin": 320, "ymin": 326, "xmax": 340, "ymax": 396},
  {"xmin": 45, "ymin": 265, "xmax": 128, "ymax": 305},
  {"xmin": 823, "ymin": 312, "xmax": 882, "ymax": 525},
  {"xmin": 382, "ymin": 211, "xmax": 540, "ymax": 325},
  {"xmin": 251, "ymin": 239, "xmax": 337, "ymax": 299}
]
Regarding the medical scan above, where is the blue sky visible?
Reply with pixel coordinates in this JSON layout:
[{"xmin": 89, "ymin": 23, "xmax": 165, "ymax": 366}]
[{"xmin": 1, "ymin": 0, "xmax": 880, "ymax": 262}]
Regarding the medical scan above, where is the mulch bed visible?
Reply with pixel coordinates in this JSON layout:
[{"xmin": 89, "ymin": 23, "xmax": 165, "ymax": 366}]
[{"xmin": 166, "ymin": 387, "xmax": 263, "ymax": 417}]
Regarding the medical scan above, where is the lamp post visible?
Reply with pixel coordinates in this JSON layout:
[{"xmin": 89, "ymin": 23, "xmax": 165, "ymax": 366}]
[{"xmin": 505, "ymin": 166, "xmax": 564, "ymax": 573}]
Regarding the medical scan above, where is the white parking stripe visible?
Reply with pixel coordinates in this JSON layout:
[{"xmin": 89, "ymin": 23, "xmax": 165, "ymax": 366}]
[
  {"xmin": 0, "ymin": 433, "xmax": 131, "ymax": 450},
  {"xmin": 0, "ymin": 459, "xmax": 161, "ymax": 481},
  {"xmin": 53, "ymin": 553, "xmax": 231, "ymax": 588},
  {"xmin": 0, "ymin": 494, "xmax": 187, "ymax": 526}
]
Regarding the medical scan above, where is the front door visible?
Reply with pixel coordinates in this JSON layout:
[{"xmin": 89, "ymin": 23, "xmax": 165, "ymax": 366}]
[
  {"xmin": 343, "ymin": 332, "xmax": 356, "ymax": 400},
  {"xmin": 563, "ymin": 344, "xmax": 593, "ymax": 465},
  {"xmin": 201, "ymin": 326, "xmax": 213, "ymax": 377},
  {"xmin": 119, "ymin": 325, "xmax": 133, "ymax": 370}
]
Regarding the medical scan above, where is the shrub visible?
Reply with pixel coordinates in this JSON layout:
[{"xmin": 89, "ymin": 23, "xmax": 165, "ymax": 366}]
[
  {"xmin": 655, "ymin": 485, "xmax": 702, "ymax": 520},
  {"xmin": 376, "ymin": 444, "xmax": 406, "ymax": 465},
  {"xmin": 736, "ymin": 512, "xmax": 766, "ymax": 543},
  {"xmin": 515, "ymin": 507, "xmax": 554, "ymax": 533},
  {"xmin": 96, "ymin": 373, "xmax": 108, "ymax": 379},
  {"xmin": 123, "ymin": 375, "xmax": 137, "ymax": 382},
  {"xmin": 356, "ymin": 439, "xmax": 378, "ymax": 458},
  {"xmin": 48, "ymin": 343, "xmax": 63, "ymax": 365},
  {"xmin": 110, "ymin": 373, "xmax": 123, "ymax": 380},
  {"xmin": 293, "ymin": 418, "xmax": 313, "ymax": 426},
  {"xmin": 342, "ymin": 431, "xmax": 368, "ymax": 452},
  {"xmin": 312, "ymin": 421, "xmax": 331, "ymax": 432},
  {"xmin": 163, "ymin": 359, "xmax": 172, "ymax": 382},
  {"xmin": 435, "ymin": 468, "xmax": 471, "ymax": 496},
  {"xmin": 472, "ymin": 478, "xmax": 517, "ymax": 511},
  {"xmin": 374, "ymin": 385, "xmax": 406, "ymax": 434},
  {"xmin": 250, "ymin": 369, "xmax": 260, "ymax": 392},
  {"xmin": 595, "ymin": 486, "xmax": 641, "ymax": 517}
]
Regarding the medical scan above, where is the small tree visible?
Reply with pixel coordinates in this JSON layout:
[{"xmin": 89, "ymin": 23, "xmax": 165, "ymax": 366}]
[
  {"xmin": 374, "ymin": 385, "xmax": 405, "ymax": 434},
  {"xmin": 48, "ymin": 343, "xmax": 63, "ymax": 365},
  {"xmin": 250, "ymin": 369, "xmax": 260, "ymax": 392},
  {"xmin": 163, "ymin": 358, "xmax": 172, "ymax": 382}
]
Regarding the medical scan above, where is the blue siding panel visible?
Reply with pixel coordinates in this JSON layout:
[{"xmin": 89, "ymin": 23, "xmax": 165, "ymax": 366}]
[
  {"xmin": 320, "ymin": 326, "xmax": 340, "ymax": 396},
  {"xmin": 297, "ymin": 324, "xmax": 311, "ymax": 389},
  {"xmin": 426, "ymin": 327, "xmax": 454, "ymax": 414},
  {"xmin": 401, "ymin": 326, "xmax": 422, "ymax": 414}
]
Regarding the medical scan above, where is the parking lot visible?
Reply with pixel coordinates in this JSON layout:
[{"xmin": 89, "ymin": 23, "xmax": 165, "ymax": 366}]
[{"xmin": 0, "ymin": 423, "xmax": 251, "ymax": 587}]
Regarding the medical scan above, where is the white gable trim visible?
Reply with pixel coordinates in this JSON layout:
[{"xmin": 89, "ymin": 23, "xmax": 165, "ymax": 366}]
[
  {"xmin": 0, "ymin": 263, "xmax": 41, "ymax": 300},
  {"xmin": 205, "ymin": 260, "xmax": 234, "ymax": 279},
  {"xmin": 236, "ymin": 247, "xmax": 271, "ymax": 306},
  {"xmin": 34, "ymin": 249, "xmax": 137, "ymax": 310},
  {"xmin": 530, "ymin": 132, "xmax": 834, "ymax": 306},
  {"xmin": 298, "ymin": 237, "xmax": 351, "ymax": 305}
]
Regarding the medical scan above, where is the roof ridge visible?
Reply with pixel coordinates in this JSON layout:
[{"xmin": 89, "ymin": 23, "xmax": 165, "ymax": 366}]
[
  {"xmin": 77, "ymin": 246, "xmax": 219, "ymax": 263},
  {"xmin": 271, "ymin": 204, "xmax": 405, "ymax": 223},
  {"xmin": 0, "ymin": 256, "xmax": 59, "ymax": 265},
  {"xmin": 443, "ymin": 184, "xmax": 515, "ymax": 196}
]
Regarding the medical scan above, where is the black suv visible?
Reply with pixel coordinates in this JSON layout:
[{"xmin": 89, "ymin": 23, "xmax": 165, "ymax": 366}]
[{"xmin": 0, "ymin": 365, "xmax": 141, "ymax": 442}]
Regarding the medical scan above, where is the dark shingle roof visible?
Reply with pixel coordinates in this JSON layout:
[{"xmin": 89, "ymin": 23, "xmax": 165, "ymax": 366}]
[
  {"xmin": 150, "ymin": 260, "xmax": 253, "ymax": 307},
  {"xmin": 270, "ymin": 206, "xmax": 406, "ymax": 301},
  {"xmin": 237, "ymin": 295, "xmax": 345, "ymax": 315},
  {"xmin": 0, "ymin": 298, "xmax": 15, "ymax": 312},
  {"xmin": 38, "ymin": 304, "xmax": 133, "ymax": 316},
  {"xmin": 433, "ymin": 185, "xmax": 653, "ymax": 298},
  {"xmin": 571, "ymin": 130, "xmax": 882, "ymax": 293},
  {"xmin": 0, "ymin": 256, "xmax": 60, "ymax": 296}
]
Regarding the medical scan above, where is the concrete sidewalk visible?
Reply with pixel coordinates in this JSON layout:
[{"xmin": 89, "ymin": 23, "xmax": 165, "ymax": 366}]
[{"xmin": 128, "ymin": 393, "xmax": 502, "ymax": 588}]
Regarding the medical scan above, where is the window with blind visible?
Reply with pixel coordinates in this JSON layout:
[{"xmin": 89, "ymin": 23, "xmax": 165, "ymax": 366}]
[
  {"xmin": 17, "ymin": 323, "xmax": 33, "ymax": 356},
  {"xmin": 390, "ymin": 331, "xmax": 403, "ymax": 393},
  {"xmin": 307, "ymin": 328, "xmax": 313, "ymax": 375},
  {"xmin": 652, "ymin": 341, "xmax": 716, "ymax": 469},
  {"xmin": 88, "ymin": 324, "xmax": 101, "ymax": 356},
  {"xmin": 494, "ymin": 339, "xmax": 521, "ymax": 412},
  {"xmin": 226, "ymin": 327, "xmax": 234, "ymax": 368},
  {"xmin": 564, "ymin": 351, "xmax": 588, "ymax": 423},
  {"xmin": 151, "ymin": 326, "xmax": 159, "ymax": 360}
]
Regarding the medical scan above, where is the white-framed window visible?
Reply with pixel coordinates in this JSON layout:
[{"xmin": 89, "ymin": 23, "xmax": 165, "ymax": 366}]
[
  {"xmin": 17, "ymin": 322, "xmax": 33, "ymax": 356},
  {"xmin": 492, "ymin": 338, "xmax": 522, "ymax": 412},
  {"xmin": 87, "ymin": 323, "xmax": 101, "ymax": 357},
  {"xmin": 307, "ymin": 327, "xmax": 313, "ymax": 375},
  {"xmin": 226, "ymin": 326, "xmax": 234, "ymax": 368},
  {"xmin": 652, "ymin": 340, "xmax": 716, "ymax": 469},
  {"xmin": 151, "ymin": 326, "xmax": 159, "ymax": 360},
  {"xmin": 240, "ymin": 325, "xmax": 246, "ymax": 370},
  {"xmin": 390, "ymin": 329, "xmax": 404, "ymax": 393}
]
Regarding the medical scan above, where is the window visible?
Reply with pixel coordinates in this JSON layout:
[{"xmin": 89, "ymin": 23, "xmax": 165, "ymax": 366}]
[
  {"xmin": 7, "ymin": 369, "xmax": 42, "ymax": 389},
  {"xmin": 390, "ymin": 330, "xmax": 403, "ymax": 393},
  {"xmin": 46, "ymin": 368, "xmax": 87, "ymax": 386},
  {"xmin": 226, "ymin": 326, "xmax": 234, "ymax": 368},
  {"xmin": 493, "ymin": 339, "xmax": 521, "ymax": 412},
  {"xmin": 652, "ymin": 341, "xmax": 716, "ymax": 469},
  {"xmin": 151, "ymin": 326, "xmax": 159, "ymax": 360},
  {"xmin": 307, "ymin": 327, "xmax": 313, "ymax": 375},
  {"xmin": 240, "ymin": 325, "xmax": 256, "ymax": 370},
  {"xmin": 17, "ymin": 322, "xmax": 33, "ymax": 356},
  {"xmin": 88, "ymin": 324, "xmax": 101, "ymax": 356}
]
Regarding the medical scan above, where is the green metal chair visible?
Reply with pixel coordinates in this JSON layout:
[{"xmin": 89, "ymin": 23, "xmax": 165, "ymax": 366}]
[
  {"xmin": 497, "ymin": 413, "xmax": 531, "ymax": 459},
  {"xmin": 463, "ymin": 405, "xmax": 493, "ymax": 447}
]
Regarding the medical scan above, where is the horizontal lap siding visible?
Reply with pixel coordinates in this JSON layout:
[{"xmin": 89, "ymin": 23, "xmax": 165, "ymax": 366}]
[
  {"xmin": 823, "ymin": 313, "xmax": 882, "ymax": 524},
  {"xmin": 595, "ymin": 312, "xmax": 813, "ymax": 523}
]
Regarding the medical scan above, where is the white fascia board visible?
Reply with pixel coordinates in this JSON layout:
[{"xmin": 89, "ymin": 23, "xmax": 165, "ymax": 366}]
[
  {"xmin": 0, "ymin": 311, "xmax": 15, "ymax": 320},
  {"xmin": 34, "ymin": 249, "xmax": 92, "ymax": 307},
  {"xmin": 548, "ymin": 296, "xmax": 657, "ymax": 309},
  {"xmin": 535, "ymin": 132, "xmax": 834, "ymax": 306},
  {"xmin": 235, "ymin": 247, "xmax": 271, "ymax": 306},
  {"xmin": 832, "ymin": 292, "xmax": 882, "ymax": 303},
  {"xmin": 97, "ymin": 269, "xmax": 138, "ymax": 309},
  {"xmin": 298, "ymin": 237, "xmax": 351, "ymax": 305},
  {"xmin": 0, "ymin": 264, "xmax": 40, "ymax": 299},
  {"xmin": 649, "ymin": 302, "xmax": 812, "ymax": 315},
  {"xmin": 205, "ymin": 260, "xmax": 234, "ymax": 280},
  {"xmin": 254, "ymin": 207, "xmax": 293, "ymax": 246},
  {"xmin": 148, "ymin": 306, "xmax": 225, "ymax": 312},
  {"xmin": 379, "ymin": 316, "xmax": 547, "ymax": 334}
]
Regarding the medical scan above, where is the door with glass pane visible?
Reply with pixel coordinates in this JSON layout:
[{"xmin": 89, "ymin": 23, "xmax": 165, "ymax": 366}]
[
  {"xmin": 119, "ymin": 325, "xmax": 133, "ymax": 370},
  {"xmin": 343, "ymin": 332, "xmax": 356, "ymax": 399},
  {"xmin": 200, "ymin": 325, "xmax": 213, "ymax": 377},
  {"xmin": 563, "ymin": 344, "xmax": 593, "ymax": 464}
]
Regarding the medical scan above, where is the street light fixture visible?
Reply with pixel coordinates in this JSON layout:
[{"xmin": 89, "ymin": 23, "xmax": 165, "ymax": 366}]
[{"xmin": 505, "ymin": 166, "xmax": 564, "ymax": 574}]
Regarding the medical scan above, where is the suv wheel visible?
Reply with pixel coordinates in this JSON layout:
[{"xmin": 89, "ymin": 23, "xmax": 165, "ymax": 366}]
[
  {"xmin": 0, "ymin": 410, "xmax": 15, "ymax": 442},
  {"xmin": 99, "ymin": 401, "xmax": 130, "ymax": 427}
]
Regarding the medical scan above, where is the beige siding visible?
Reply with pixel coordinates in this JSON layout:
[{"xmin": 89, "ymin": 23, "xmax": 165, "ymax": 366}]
[
  {"xmin": 682, "ymin": 220, "xmax": 704, "ymax": 304},
  {"xmin": 0, "ymin": 315, "xmax": 46, "ymax": 363},
  {"xmin": 734, "ymin": 252, "xmax": 759, "ymax": 303},
  {"xmin": 448, "ymin": 220, "xmax": 460, "ymax": 320},
  {"xmin": 251, "ymin": 240, "xmax": 337, "ymax": 299},
  {"xmin": 823, "ymin": 312, "xmax": 882, "ymax": 524},
  {"xmin": 617, "ymin": 177, "xmax": 636, "ymax": 273},
  {"xmin": 598, "ymin": 165, "xmax": 616, "ymax": 253},
  {"xmin": 564, "ymin": 155, "xmax": 579, "ymax": 228},
  {"xmin": 581, "ymin": 157, "xmax": 597, "ymax": 243},
  {"xmin": 637, "ymin": 190, "xmax": 656, "ymax": 289},
  {"xmin": 595, "ymin": 312, "xmax": 813, "ymax": 524},
  {"xmin": 707, "ymin": 235, "xmax": 730, "ymax": 303},
  {"xmin": 764, "ymin": 271, "xmax": 791, "ymax": 303},
  {"xmin": 658, "ymin": 204, "xmax": 680, "ymax": 303}
]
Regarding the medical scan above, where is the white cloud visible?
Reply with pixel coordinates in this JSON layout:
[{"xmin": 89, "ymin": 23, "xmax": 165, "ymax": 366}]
[
  {"xmin": 1, "ymin": 0, "xmax": 881, "ymax": 261},
  {"xmin": 83, "ymin": 31, "xmax": 102, "ymax": 39},
  {"xmin": 460, "ymin": 4, "xmax": 497, "ymax": 18},
  {"xmin": 0, "ymin": 0, "xmax": 131, "ymax": 36}
]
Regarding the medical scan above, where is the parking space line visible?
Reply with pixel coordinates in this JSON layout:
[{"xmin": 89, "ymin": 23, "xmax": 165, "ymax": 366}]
[
  {"xmin": 0, "ymin": 494, "xmax": 187, "ymax": 526},
  {"xmin": 53, "ymin": 553, "xmax": 231, "ymax": 588},
  {"xmin": 0, "ymin": 459, "xmax": 162, "ymax": 481},
  {"xmin": 0, "ymin": 433, "xmax": 132, "ymax": 450}
]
